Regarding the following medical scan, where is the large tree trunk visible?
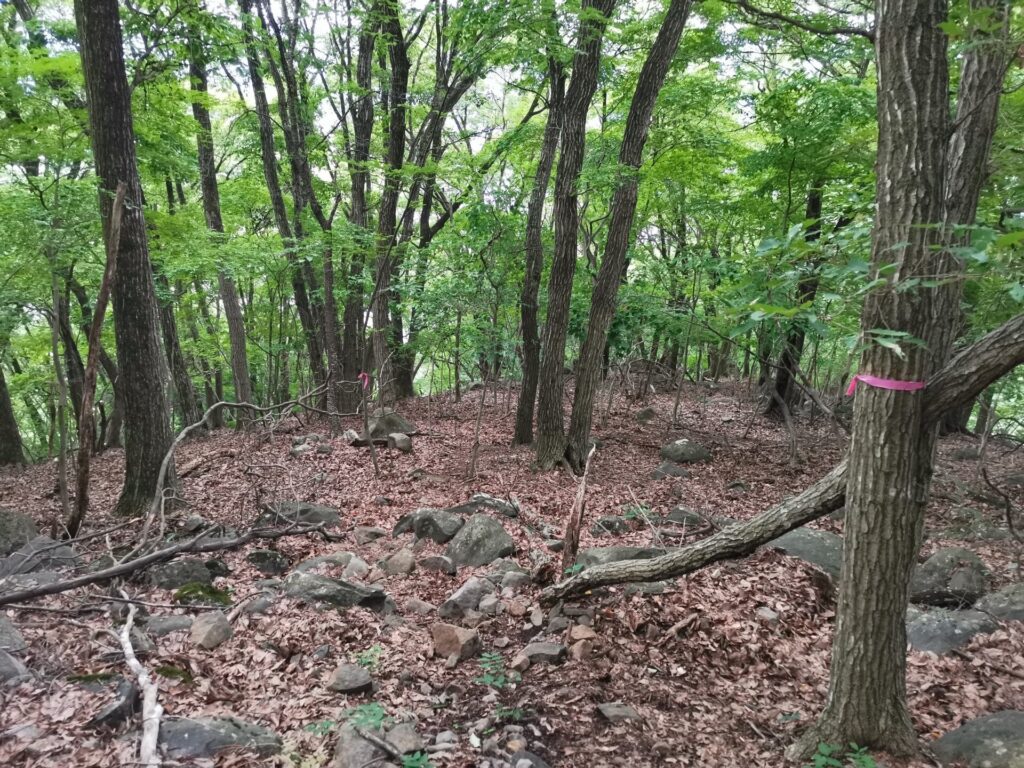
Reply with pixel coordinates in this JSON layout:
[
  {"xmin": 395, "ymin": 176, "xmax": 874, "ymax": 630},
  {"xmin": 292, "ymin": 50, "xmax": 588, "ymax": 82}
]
[
  {"xmin": 513, "ymin": 60, "xmax": 565, "ymax": 446},
  {"xmin": 535, "ymin": 0, "xmax": 617, "ymax": 468},
  {"xmin": 74, "ymin": 0, "xmax": 177, "ymax": 516},
  {"xmin": 0, "ymin": 364, "xmax": 24, "ymax": 465},
  {"xmin": 189, "ymin": 31, "xmax": 252, "ymax": 410},
  {"xmin": 543, "ymin": 311, "xmax": 1024, "ymax": 603},
  {"xmin": 797, "ymin": 0, "xmax": 954, "ymax": 754},
  {"xmin": 564, "ymin": 0, "xmax": 693, "ymax": 470}
]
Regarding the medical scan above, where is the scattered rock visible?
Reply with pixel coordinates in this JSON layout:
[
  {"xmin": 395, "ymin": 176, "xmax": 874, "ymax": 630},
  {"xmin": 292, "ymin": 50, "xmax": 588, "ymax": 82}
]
[
  {"xmin": 284, "ymin": 573, "xmax": 390, "ymax": 612},
  {"xmin": 404, "ymin": 597, "xmax": 436, "ymax": 615},
  {"xmin": 190, "ymin": 611, "xmax": 232, "ymax": 650},
  {"xmin": 510, "ymin": 750, "xmax": 552, "ymax": 768},
  {"xmin": 435, "ymin": 730, "xmax": 457, "ymax": 745},
  {"xmin": 439, "ymin": 577, "xmax": 495, "ymax": 620},
  {"xmin": 446, "ymin": 514, "xmax": 515, "ymax": 567},
  {"xmin": 87, "ymin": 678, "xmax": 140, "ymax": 729},
  {"xmin": 635, "ymin": 407, "xmax": 656, "ymax": 424},
  {"xmin": 577, "ymin": 546, "xmax": 666, "ymax": 568},
  {"xmin": 260, "ymin": 501, "xmax": 342, "ymax": 527},
  {"xmin": 243, "ymin": 595, "xmax": 276, "ymax": 615},
  {"xmin": 659, "ymin": 438, "xmax": 711, "ymax": 464},
  {"xmin": 334, "ymin": 723, "xmax": 390, "ymax": 768},
  {"xmin": 501, "ymin": 571, "xmax": 531, "ymax": 590},
  {"xmin": 910, "ymin": 547, "xmax": 987, "ymax": 608},
  {"xmin": 395, "ymin": 509, "xmax": 465, "ymax": 544},
  {"xmin": 590, "ymin": 516, "xmax": 629, "ymax": 536},
  {"xmin": 368, "ymin": 409, "xmax": 417, "ymax": 439},
  {"xmin": 447, "ymin": 493, "xmax": 520, "ymax": 519},
  {"xmin": 431, "ymin": 623, "xmax": 481, "ymax": 661},
  {"xmin": 770, "ymin": 527, "xmax": 843, "ymax": 580},
  {"xmin": 0, "ymin": 570, "xmax": 58, "ymax": 595},
  {"xmin": 907, "ymin": 609, "xmax": 997, "ymax": 655},
  {"xmin": 385, "ymin": 433, "xmax": 411, "ymax": 454},
  {"xmin": 145, "ymin": 615, "xmax": 193, "ymax": 637},
  {"xmin": 160, "ymin": 716, "xmax": 282, "ymax": 759},
  {"xmin": 661, "ymin": 507, "xmax": 705, "ymax": 527},
  {"xmin": 0, "ymin": 649, "xmax": 29, "ymax": 682},
  {"xmin": 386, "ymin": 721, "xmax": 424, "ymax": 753},
  {"xmin": 975, "ymin": 582, "xmax": 1024, "ymax": 621},
  {"xmin": 933, "ymin": 711, "xmax": 1024, "ymax": 768},
  {"xmin": 510, "ymin": 642, "xmax": 566, "ymax": 671},
  {"xmin": 0, "ymin": 535, "xmax": 80, "ymax": 576},
  {"xmin": 597, "ymin": 702, "xmax": 641, "ymax": 723},
  {"xmin": 354, "ymin": 526, "xmax": 387, "ymax": 545},
  {"xmin": 247, "ymin": 549, "xmax": 289, "ymax": 576},
  {"xmin": 289, "ymin": 444, "xmax": 314, "ymax": 458},
  {"xmin": 953, "ymin": 446, "xmax": 980, "ymax": 461},
  {"xmin": 327, "ymin": 663, "xmax": 373, "ymax": 694},
  {"xmin": 0, "ymin": 616, "xmax": 26, "ymax": 652},
  {"xmin": 420, "ymin": 555, "xmax": 457, "ymax": 576},
  {"xmin": 315, "ymin": 443, "xmax": 334, "ymax": 455},
  {"xmin": 755, "ymin": 606, "xmax": 780, "ymax": 624},
  {"xmin": 293, "ymin": 552, "xmax": 369, "ymax": 580},
  {"xmin": 150, "ymin": 558, "xmax": 213, "ymax": 589},
  {"xmin": 479, "ymin": 595, "xmax": 500, "ymax": 615},
  {"xmin": 0, "ymin": 509, "xmax": 38, "ymax": 557},
  {"xmin": 569, "ymin": 639, "xmax": 593, "ymax": 661},
  {"xmin": 569, "ymin": 625, "xmax": 597, "ymax": 642},
  {"xmin": 380, "ymin": 549, "xmax": 416, "ymax": 576},
  {"xmin": 652, "ymin": 461, "xmax": 689, "ymax": 480}
]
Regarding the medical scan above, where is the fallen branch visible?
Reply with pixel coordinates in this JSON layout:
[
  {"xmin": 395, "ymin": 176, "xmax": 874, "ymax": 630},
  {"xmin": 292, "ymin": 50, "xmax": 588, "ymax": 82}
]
[
  {"xmin": 177, "ymin": 448, "xmax": 238, "ymax": 479},
  {"xmin": 561, "ymin": 444, "xmax": 597, "ymax": 574},
  {"xmin": 353, "ymin": 726, "xmax": 404, "ymax": 760},
  {"xmin": 117, "ymin": 591, "xmax": 162, "ymax": 767},
  {"xmin": 542, "ymin": 312, "xmax": 1024, "ymax": 603},
  {"xmin": 0, "ymin": 522, "xmax": 326, "ymax": 608}
]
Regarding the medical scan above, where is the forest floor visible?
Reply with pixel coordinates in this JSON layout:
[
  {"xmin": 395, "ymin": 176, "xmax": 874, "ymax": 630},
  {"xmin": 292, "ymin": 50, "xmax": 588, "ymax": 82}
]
[{"xmin": 1, "ymin": 380, "xmax": 1022, "ymax": 768}]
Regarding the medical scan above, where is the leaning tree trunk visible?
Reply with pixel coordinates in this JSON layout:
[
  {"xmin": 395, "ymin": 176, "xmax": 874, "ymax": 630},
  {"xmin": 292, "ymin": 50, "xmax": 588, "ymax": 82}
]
[
  {"xmin": 0, "ymin": 364, "xmax": 24, "ymax": 465},
  {"xmin": 74, "ymin": 0, "xmax": 177, "ymax": 516},
  {"xmin": 513, "ymin": 60, "xmax": 564, "ymax": 446},
  {"xmin": 535, "ymin": 0, "xmax": 617, "ymax": 468},
  {"xmin": 794, "ymin": 0, "xmax": 954, "ymax": 755},
  {"xmin": 564, "ymin": 0, "xmax": 693, "ymax": 470},
  {"xmin": 189, "ymin": 32, "xmax": 252, "ymax": 410}
]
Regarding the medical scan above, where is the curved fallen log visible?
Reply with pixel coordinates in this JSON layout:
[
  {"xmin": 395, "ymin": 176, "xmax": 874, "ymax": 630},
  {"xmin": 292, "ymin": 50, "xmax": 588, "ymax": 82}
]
[{"xmin": 542, "ymin": 312, "xmax": 1024, "ymax": 603}]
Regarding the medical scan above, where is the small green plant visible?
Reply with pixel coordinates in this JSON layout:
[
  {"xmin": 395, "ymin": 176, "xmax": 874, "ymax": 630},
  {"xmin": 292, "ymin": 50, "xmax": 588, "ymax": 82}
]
[
  {"xmin": 344, "ymin": 702, "xmax": 390, "ymax": 730},
  {"xmin": 806, "ymin": 743, "xmax": 877, "ymax": 768},
  {"xmin": 173, "ymin": 581, "xmax": 232, "ymax": 605},
  {"xmin": 474, "ymin": 652, "xmax": 519, "ymax": 690},
  {"xmin": 563, "ymin": 563, "xmax": 584, "ymax": 576},
  {"xmin": 154, "ymin": 664, "xmax": 194, "ymax": 684},
  {"xmin": 303, "ymin": 719, "xmax": 336, "ymax": 736},
  {"xmin": 401, "ymin": 753, "xmax": 434, "ymax": 768},
  {"xmin": 495, "ymin": 705, "xmax": 524, "ymax": 722},
  {"xmin": 355, "ymin": 644, "xmax": 383, "ymax": 670},
  {"xmin": 622, "ymin": 504, "xmax": 650, "ymax": 521}
]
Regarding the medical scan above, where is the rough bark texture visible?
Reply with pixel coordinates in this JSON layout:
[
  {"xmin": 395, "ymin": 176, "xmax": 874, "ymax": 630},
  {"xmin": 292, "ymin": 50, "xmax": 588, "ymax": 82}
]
[
  {"xmin": 155, "ymin": 271, "xmax": 204, "ymax": 429},
  {"xmin": 798, "ymin": 0, "xmax": 952, "ymax": 754},
  {"xmin": 564, "ymin": 0, "xmax": 693, "ymax": 469},
  {"xmin": 0, "ymin": 363, "xmax": 24, "ymax": 465},
  {"xmin": 189, "ymin": 34, "xmax": 252, "ymax": 408},
  {"xmin": 74, "ymin": 0, "xmax": 177, "ymax": 516},
  {"xmin": 544, "ymin": 310, "xmax": 1024, "ymax": 604},
  {"xmin": 535, "ymin": 0, "xmax": 617, "ymax": 467},
  {"xmin": 513, "ymin": 62, "xmax": 564, "ymax": 446}
]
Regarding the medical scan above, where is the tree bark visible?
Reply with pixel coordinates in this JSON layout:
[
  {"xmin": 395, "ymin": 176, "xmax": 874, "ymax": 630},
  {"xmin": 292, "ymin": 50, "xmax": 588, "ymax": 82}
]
[
  {"xmin": 535, "ymin": 0, "xmax": 617, "ymax": 468},
  {"xmin": 0, "ymin": 363, "xmax": 24, "ymax": 465},
  {"xmin": 514, "ymin": 60, "xmax": 565, "ymax": 446},
  {"xmin": 74, "ymin": 0, "xmax": 177, "ymax": 517},
  {"xmin": 564, "ymin": 0, "xmax": 693, "ymax": 470}
]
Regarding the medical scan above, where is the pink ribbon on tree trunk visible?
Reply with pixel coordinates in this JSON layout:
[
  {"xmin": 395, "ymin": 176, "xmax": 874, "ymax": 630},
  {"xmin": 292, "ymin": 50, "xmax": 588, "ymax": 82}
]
[{"xmin": 845, "ymin": 373, "xmax": 926, "ymax": 396}]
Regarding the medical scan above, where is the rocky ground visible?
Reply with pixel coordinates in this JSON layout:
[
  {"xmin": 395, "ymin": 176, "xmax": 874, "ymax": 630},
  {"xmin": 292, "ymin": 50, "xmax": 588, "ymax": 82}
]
[{"xmin": 1, "ymin": 381, "xmax": 1022, "ymax": 768}]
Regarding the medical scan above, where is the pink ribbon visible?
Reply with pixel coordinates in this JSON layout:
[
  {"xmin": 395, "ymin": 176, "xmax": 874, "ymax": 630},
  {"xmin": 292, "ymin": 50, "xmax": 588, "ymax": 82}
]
[
  {"xmin": 357, "ymin": 372, "xmax": 370, "ymax": 391},
  {"xmin": 846, "ymin": 373, "xmax": 926, "ymax": 396}
]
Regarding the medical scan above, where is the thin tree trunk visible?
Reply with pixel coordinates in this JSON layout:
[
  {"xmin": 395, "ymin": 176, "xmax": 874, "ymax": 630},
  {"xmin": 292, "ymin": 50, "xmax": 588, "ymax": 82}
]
[
  {"xmin": 74, "ymin": 0, "xmax": 177, "ymax": 517},
  {"xmin": 564, "ymin": 0, "xmax": 693, "ymax": 470},
  {"xmin": 0, "ymin": 363, "xmax": 25, "ymax": 465}
]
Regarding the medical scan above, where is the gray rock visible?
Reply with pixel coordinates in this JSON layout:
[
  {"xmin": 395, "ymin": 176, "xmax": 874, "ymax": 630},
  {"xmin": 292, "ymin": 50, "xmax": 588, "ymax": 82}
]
[
  {"xmin": 354, "ymin": 526, "xmax": 387, "ymax": 545},
  {"xmin": 260, "ymin": 500, "xmax": 342, "ymax": 527},
  {"xmin": 635, "ymin": 407, "xmax": 656, "ymax": 424},
  {"xmin": 0, "ymin": 649, "xmax": 29, "ymax": 682},
  {"xmin": 597, "ymin": 702, "xmax": 641, "ymax": 723},
  {"xmin": 284, "ymin": 572, "xmax": 390, "ymax": 612},
  {"xmin": 316, "ymin": 443, "xmax": 334, "ymax": 455},
  {"xmin": 190, "ymin": 611, "xmax": 232, "ymax": 650},
  {"xmin": 334, "ymin": 723, "xmax": 390, "ymax": 768},
  {"xmin": 501, "ymin": 571, "xmax": 531, "ymax": 591},
  {"xmin": 0, "ymin": 616, "xmax": 26, "ymax": 652},
  {"xmin": 910, "ymin": 547, "xmax": 988, "ymax": 608},
  {"xmin": 933, "ymin": 711, "xmax": 1024, "ymax": 768},
  {"xmin": 87, "ymin": 678, "xmax": 140, "ymax": 729},
  {"xmin": 652, "ymin": 461, "xmax": 689, "ymax": 480},
  {"xmin": 243, "ymin": 595, "xmax": 276, "ymax": 615},
  {"xmin": 907, "ymin": 609, "xmax": 997, "ymax": 655},
  {"xmin": 511, "ymin": 642, "xmax": 566, "ymax": 670},
  {"xmin": 395, "ymin": 509, "xmax": 465, "ymax": 544},
  {"xmin": 0, "ymin": 509, "xmax": 38, "ymax": 556},
  {"xmin": 770, "ymin": 527, "xmax": 843, "ymax": 580},
  {"xmin": 327, "ymin": 663, "xmax": 373, "ymax": 694},
  {"xmin": 290, "ymin": 444, "xmax": 313, "ymax": 458},
  {"xmin": 439, "ymin": 577, "xmax": 495, "ymax": 620},
  {"xmin": 387, "ymin": 433, "xmax": 413, "ymax": 453},
  {"xmin": 386, "ymin": 721, "xmax": 423, "ymax": 753},
  {"xmin": 431, "ymin": 623, "xmax": 481, "ymax": 660},
  {"xmin": 149, "ymin": 558, "xmax": 213, "ymax": 589},
  {"xmin": 0, "ymin": 535, "xmax": 80, "ymax": 576},
  {"xmin": 404, "ymin": 597, "xmax": 436, "ymax": 615},
  {"xmin": 590, "ymin": 516, "xmax": 629, "ymax": 536},
  {"xmin": 662, "ymin": 508, "xmax": 705, "ymax": 527},
  {"xmin": 0, "ymin": 570, "xmax": 58, "ymax": 594},
  {"xmin": 577, "ymin": 546, "xmax": 666, "ymax": 568},
  {"xmin": 975, "ymin": 582, "xmax": 1024, "ymax": 621},
  {"xmin": 659, "ymin": 439, "xmax": 711, "ymax": 464},
  {"xmin": 368, "ymin": 409, "xmax": 417, "ymax": 439},
  {"xmin": 160, "ymin": 716, "xmax": 282, "ymax": 759},
  {"xmin": 446, "ymin": 514, "xmax": 515, "ymax": 567},
  {"xmin": 146, "ymin": 616, "xmax": 193, "ymax": 637},
  {"xmin": 1003, "ymin": 473, "xmax": 1024, "ymax": 488},
  {"xmin": 953, "ymin": 447, "xmax": 980, "ymax": 461},
  {"xmin": 510, "ymin": 750, "xmax": 552, "ymax": 768},
  {"xmin": 380, "ymin": 549, "xmax": 415, "ymax": 576},
  {"xmin": 294, "ymin": 552, "xmax": 369, "ymax": 580},
  {"xmin": 420, "ymin": 555, "xmax": 457, "ymax": 576},
  {"xmin": 447, "ymin": 493, "xmax": 520, "ymax": 519},
  {"xmin": 247, "ymin": 549, "xmax": 289, "ymax": 576}
]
